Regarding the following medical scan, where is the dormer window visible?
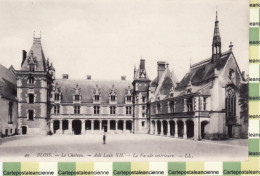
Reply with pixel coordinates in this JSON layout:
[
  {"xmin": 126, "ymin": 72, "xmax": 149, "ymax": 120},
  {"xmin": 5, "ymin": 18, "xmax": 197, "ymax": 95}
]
[
  {"xmin": 54, "ymin": 83, "xmax": 62, "ymax": 102},
  {"xmin": 111, "ymin": 95, "xmax": 116, "ymax": 101},
  {"xmin": 95, "ymin": 95, "xmax": 100, "ymax": 101},
  {"xmin": 187, "ymin": 97, "xmax": 193, "ymax": 112},
  {"xmin": 125, "ymin": 86, "xmax": 133, "ymax": 103},
  {"xmin": 55, "ymin": 93, "xmax": 60, "ymax": 101},
  {"xmin": 126, "ymin": 96, "xmax": 132, "ymax": 102},
  {"xmin": 29, "ymin": 64, "xmax": 35, "ymax": 72},
  {"xmin": 157, "ymin": 103, "xmax": 161, "ymax": 114},
  {"xmin": 93, "ymin": 85, "xmax": 101, "ymax": 103},
  {"xmin": 73, "ymin": 83, "xmax": 82, "ymax": 103},
  {"xmin": 109, "ymin": 84, "xmax": 117, "ymax": 103},
  {"xmin": 75, "ymin": 95, "xmax": 80, "ymax": 101}
]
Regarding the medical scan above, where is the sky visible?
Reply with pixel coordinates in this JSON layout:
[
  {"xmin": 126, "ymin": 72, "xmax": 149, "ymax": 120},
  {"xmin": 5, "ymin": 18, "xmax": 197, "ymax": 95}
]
[{"xmin": 0, "ymin": 0, "xmax": 248, "ymax": 81}]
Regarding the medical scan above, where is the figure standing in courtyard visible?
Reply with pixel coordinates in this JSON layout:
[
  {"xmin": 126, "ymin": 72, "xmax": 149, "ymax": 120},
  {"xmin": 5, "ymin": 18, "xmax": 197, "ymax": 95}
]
[{"xmin": 103, "ymin": 133, "xmax": 106, "ymax": 144}]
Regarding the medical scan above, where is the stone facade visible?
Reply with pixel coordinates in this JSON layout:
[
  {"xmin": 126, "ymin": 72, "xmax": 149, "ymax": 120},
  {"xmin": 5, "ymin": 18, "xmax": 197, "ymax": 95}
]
[{"xmin": 0, "ymin": 12, "xmax": 248, "ymax": 140}]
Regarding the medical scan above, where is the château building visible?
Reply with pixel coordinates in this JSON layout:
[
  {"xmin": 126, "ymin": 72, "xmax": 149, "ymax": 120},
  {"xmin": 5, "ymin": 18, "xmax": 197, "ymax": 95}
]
[{"xmin": 0, "ymin": 12, "xmax": 248, "ymax": 140}]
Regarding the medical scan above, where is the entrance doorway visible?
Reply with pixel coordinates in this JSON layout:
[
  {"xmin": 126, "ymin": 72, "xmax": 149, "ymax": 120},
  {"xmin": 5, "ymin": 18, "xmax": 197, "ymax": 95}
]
[
  {"xmin": 102, "ymin": 120, "xmax": 108, "ymax": 132},
  {"xmin": 228, "ymin": 125, "xmax": 233, "ymax": 138},
  {"xmin": 72, "ymin": 120, "xmax": 82, "ymax": 135},
  {"xmin": 21, "ymin": 126, "xmax": 27, "ymax": 135}
]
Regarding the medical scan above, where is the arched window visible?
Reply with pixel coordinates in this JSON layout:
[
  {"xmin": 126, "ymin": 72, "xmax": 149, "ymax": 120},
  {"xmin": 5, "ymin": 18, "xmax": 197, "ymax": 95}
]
[{"xmin": 225, "ymin": 87, "xmax": 236, "ymax": 117}]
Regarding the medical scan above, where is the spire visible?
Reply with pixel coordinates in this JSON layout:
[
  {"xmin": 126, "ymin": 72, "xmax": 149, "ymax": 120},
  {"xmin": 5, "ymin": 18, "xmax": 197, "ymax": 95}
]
[
  {"xmin": 134, "ymin": 59, "xmax": 149, "ymax": 80},
  {"xmin": 212, "ymin": 11, "xmax": 221, "ymax": 55},
  {"xmin": 21, "ymin": 32, "xmax": 46, "ymax": 71}
]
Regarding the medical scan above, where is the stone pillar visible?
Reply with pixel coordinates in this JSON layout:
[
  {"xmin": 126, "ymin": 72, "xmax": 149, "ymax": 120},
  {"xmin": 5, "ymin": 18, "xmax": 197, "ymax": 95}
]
[
  {"xmin": 50, "ymin": 121, "xmax": 54, "ymax": 134},
  {"xmin": 155, "ymin": 121, "xmax": 158, "ymax": 135},
  {"xmin": 183, "ymin": 120, "xmax": 187, "ymax": 139},
  {"xmin": 149, "ymin": 122, "xmax": 153, "ymax": 134},
  {"xmin": 161, "ymin": 121, "xmax": 164, "ymax": 136},
  {"xmin": 81, "ymin": 120, "xmax": 85, "ymax": 134},
  {"xmin": 174, "ymin": 121, "xmax": 178, "ymax": 138},
  {"xmin": 68, "ymin": 120, "xmax": 73, "ymax": 135},
  {"xmin": 115, "ymin": 120, "xmax": 118, "ymax": 133},
  {"xmin": 194, "ymin": 119, "xmax": 200, "ymax": 141},
  {"xmin": 91, "ymin": 120, "xmax": 94, "ymax": 132},
  {"xmin": 123, "ymin": 120, "xmax": 126, "ymax": 133},
  {"xmin": 100, "ymin": 120, "xmax": 102, "ymax": 133},
  {"xmin": 107, "ymin": 120, "xmax": 110, "ymax": 132},
  {"xmin": 59, "ymin": 120, "xmax": 62, "ymax": 134},
  {"xmin": 167, "ymin": 120, "xmax": 171, "ymax": 137}
]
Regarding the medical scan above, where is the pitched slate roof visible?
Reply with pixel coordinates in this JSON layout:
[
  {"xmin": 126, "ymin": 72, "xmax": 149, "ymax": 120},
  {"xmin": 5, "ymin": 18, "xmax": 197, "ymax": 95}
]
[
  {"xmin": 0, "ymin": 64, "xmax": 17, "ymax": 101},
  {"xmin": 21, "ymin": 37, "xmax": 47, "ymax": 71},
  {"xmin": 151, "ymin": 70, "xmax": 178, "ymax": 87},
  {"xmin": 54, "ymin": 79, "xmax": 133, "ymax": 104},
  {"xmin": 176, "ymin": 50, "xmax": 232, "ymax": 90}
]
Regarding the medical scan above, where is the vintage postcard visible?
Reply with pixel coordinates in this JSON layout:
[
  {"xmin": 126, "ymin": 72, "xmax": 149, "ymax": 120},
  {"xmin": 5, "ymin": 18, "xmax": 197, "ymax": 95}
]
[{"xmin": 0, "ymin": 0, "xmax": 248, "ymax": 162}]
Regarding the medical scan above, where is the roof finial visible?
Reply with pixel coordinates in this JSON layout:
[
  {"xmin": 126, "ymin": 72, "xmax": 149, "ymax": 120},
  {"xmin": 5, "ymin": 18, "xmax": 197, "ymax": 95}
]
[
  {"xmin": 33, "ymin": 31, "xmax": 35, "ymax": 38},
  {"xmin": 190, "ymin": 58, "xmax": 192, "ymax": 68},
  {"xmin": 229, "ymin": 42, "xmax": 233, "ymax": 51},
  {"xmin": 40, "ymin": 31, "xmax": 41, "ymax": 38}
]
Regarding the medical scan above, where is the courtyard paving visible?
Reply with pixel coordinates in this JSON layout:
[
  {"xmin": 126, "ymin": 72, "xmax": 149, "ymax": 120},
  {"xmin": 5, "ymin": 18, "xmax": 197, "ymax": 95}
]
[{"xmin": 0, "ymin": 134, "xmax": 248, "ymax": 162}]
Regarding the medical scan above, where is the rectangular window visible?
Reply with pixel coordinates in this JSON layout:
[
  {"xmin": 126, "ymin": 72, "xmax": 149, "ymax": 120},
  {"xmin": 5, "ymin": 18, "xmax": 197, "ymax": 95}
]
[
  {"xmin": 54, "ymin": 105, "xmax": 60, "ymax": 114},
  {"xmin": 157, "ymin": 104, "xmax": 161, "ymax": 114},
  {"xmin": 110, "ymin": 106, "xmax": 116, "ymax": 114},
  {"xmin": 28, "ymin": 94, "xmax": 34, "ymax": 103},
  {"xmin": 74, "ymin": 105, "xmax": 80, "ymax": 114},
  {"xmin": 170, "ymin": 101, "xmax": 175, "ymax": 113},
  {"xmin": 142, "ymin": 113, "xmax": 145, "ymax": 117},
  {"xmin": 75, "ymin": 95, "xmax": 80, "ymax": 101},
  {"xmin": 126, "ymin": 96, "xmax": 131, "ymax": 102},
  {"xmin": 142, "ymin": 106, "xmax": 146, "ymax": 110},
  {"xmin": 203, "ymin": 97, "xmax": 207, "ymax": 111},
  {"xmin": 28, "ymin": 110, "xmax": 34, "ymax": 120},
  {"xmin": 142, "ymin": 121, "xmax": 145, "ymax": 127},
  {"xmin": 142, "ymin": 97, "xmax": 146, "ymax": 103},
  {"xmin": 187, "ymin": 97, "xmax": 193, "ymax": 112},
  {"xmin": 111, "ymin": 95, "xmax": 116, "ymax": 101},
  {"xmin": 54, "ymin": 93, "xmax": 60, "ymax": 101},
  {"xmin": 95, "ymin": 95, "xmax": 100, "ymax": 101},
  {"xmin": 28, "ymin": 77, "xmax": 34, "ymax": 84},
  {"xmin": 94, "ymin": 106, "xmax": 100, "ymax": 114},
  {"xmin": 8, "ymin": 102, "xmax": 13, "ymax": 123},
  {"xmin": 126, "ymin": 106, "xmax": 132, "ymax": 115}
]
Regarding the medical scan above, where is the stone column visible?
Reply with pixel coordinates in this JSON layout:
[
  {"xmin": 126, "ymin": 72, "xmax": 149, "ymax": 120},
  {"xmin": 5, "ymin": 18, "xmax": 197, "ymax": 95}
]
[
  {"xmin": 174, "ymin": 121, "xmax": 178, "ymax": 138},
  {"xmin": 123, "ymin": 120, "xmax": 126, "ymax": 133},
  {"xmin": 183, "ymin": 120, "xmax": 187, "ymax": 139},
  {"xmin": 115, "ymin": 120, "xmax": 118, "ymax": 133},
  {"xmin": 194, "ymin": 119, "xmax": 200, "ymax": 141},
  {"xmin": 91, "ymin": 120, "xmax": 94, "ymax": 133},
  {"xmin": 161, "ymin": 121, "xmax": 164, "ymax": 136},
  {"xmin": 167, "ymin": 120, "xmax": 171, "ymax": 137},
  {"xmin": 59, "ymin": 120, "xmax": 62, "ymax": 134},
  {"xmin": 81, "ymin": 120, "xmax": 85, "ymax": 134},
  {"xmin": 100, "ymin": 120, "xmax": 102, "ymax": 133},
  {"xmin": 107, "ymin": 120, "xmax": 110, "ymax": 133},
  {"xmin": 155, "ymin": 121, "xmax": 158, "ymax": 135},
  {"xmin": 68, "ymin": 120, "xmax": 72, "ymax": 135},
  {"xmin": 50, "ymin": 121, "xmax": 54, "ymax": 134}
]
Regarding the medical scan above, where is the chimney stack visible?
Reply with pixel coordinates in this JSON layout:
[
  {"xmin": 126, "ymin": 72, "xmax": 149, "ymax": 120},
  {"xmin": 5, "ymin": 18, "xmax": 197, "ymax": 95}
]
[
  {"xmin": 121, "ymin": 76, "xmax": 126, "ymax": 81},
  {"xmin": 87, "ymin": 75, "xmax": 92, "ymax": 80},
  {"xmin": 62, "ymin": 74, "xmax": 69, "ymax": 79},
  {"xmin": 157, "ymin": 61, "xmax": 167, "ymax": 84}
]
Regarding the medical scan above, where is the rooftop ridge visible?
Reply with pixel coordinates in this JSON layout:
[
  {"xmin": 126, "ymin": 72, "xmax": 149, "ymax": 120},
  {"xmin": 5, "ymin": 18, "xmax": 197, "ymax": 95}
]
[
  {"xmin": 190, "ymin": 57, "xmax": 211, "ymax": 69},
  {"xmin": 55, "ymin": 78, "xmax": 132, "ymax": 83}
]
